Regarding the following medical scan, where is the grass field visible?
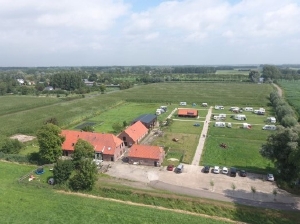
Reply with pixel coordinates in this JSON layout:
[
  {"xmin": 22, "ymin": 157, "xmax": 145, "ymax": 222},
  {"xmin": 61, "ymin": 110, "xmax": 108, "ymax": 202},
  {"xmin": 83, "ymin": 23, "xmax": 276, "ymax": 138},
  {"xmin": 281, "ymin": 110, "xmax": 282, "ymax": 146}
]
[
  {"xmin": 201, "ymin": 125, "xmax": 274, "ymax": 173},
  {"xmin": 0, "ymin": 161, "xmax": 230, "ymax": 224},
  {"xmin": 215, "ymin": 70, "xmax": 250, "ymax": 75},
  {"xmin": 152, "ymin": 120, "xmax": 202, "ymax": 164}
]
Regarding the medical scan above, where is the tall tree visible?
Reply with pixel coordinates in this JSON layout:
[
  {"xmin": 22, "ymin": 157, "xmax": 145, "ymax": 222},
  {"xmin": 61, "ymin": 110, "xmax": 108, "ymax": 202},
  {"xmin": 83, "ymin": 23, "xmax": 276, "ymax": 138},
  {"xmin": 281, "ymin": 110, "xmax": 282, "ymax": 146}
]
[
  {"xmin": 69, "ymin": 159, "xmax": 97, "ymax": 191},
  {"xmin": 248, "ymin": 70, "xmax": 261, "ymax": 83},
  {"xmin": 37, "ymin": 123, "xmax": 65, "ymax": 163},
  {"xmin": 72, "ymin": 139, "xmax": 94, "ymax": 168},
  {"xmin": 260, "ymin": 125, "xmax": 300, "ymax": 183},
  {"xmin": 53, "ymin": 159, "xmax": 74, "ymax": 185}
]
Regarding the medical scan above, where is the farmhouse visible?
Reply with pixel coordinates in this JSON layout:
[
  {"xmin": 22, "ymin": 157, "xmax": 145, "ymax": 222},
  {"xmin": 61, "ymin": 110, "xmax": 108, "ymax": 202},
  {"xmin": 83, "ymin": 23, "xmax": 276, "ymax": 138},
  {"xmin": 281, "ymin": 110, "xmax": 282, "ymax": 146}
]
[
  {"xmin": 118, "ymin": 121, "xmax": 148, "ymax": 147},
  {"xmin": 128, "ymin": 144, "xmax": 165, "ymax": 166},
  {"xmin": 61, "ymin": 130, "xmax": 125, "ymax": 162},
  {"xmin": 132, "ymin": 114, "xmax": 157, "ymax": 129},
  {"xmin": 177, "ymin": 109, "xmax": 198, "ymax": 117}
]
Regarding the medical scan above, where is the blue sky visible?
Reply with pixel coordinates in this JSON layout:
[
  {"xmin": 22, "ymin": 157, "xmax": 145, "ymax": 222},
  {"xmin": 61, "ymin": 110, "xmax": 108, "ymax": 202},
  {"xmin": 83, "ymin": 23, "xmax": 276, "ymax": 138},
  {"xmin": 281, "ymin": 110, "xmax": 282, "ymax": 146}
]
[{"xmin": 0, "ymin": 0, "xmax": 300, "ymax": 66}]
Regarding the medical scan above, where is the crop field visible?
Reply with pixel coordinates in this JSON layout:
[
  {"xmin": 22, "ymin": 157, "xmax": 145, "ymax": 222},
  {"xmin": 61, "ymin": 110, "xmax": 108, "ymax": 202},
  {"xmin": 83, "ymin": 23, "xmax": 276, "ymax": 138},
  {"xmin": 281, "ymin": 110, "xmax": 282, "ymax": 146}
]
[
  {"xmin": 116, "ymin": 83, "xmax": 273, "ymax": 106},
  {"xmin": 0, "ymin": 94, "xmax": 123, "ymax": 136},
  {"xmin": 201, "ymin": 125, "xmax": 274, "ymax": 173},
  {"xmin": 215, "ymin": 70, "xmax": 250, "ymax": 75},
  {"xmin": 0, "ymin": 162, "xmax": 228, "ymax": 224},
  {"xmin": 0, "ymin": 96, "xmax": 61, "ymax": 116},
  {"xmin": 278, "ymin": 80, "xmax": 300, "ymax": 116}
]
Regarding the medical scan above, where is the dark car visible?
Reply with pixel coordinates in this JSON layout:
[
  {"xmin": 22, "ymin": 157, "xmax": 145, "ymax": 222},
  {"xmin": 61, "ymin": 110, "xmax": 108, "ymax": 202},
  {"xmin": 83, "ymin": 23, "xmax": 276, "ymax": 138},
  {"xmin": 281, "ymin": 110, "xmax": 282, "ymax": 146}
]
[
  {"xmin": 230, "ymin": 167, "xmax": 237, "ymax": 177},
  {"xmin": 240, "ymin": 170, "xmax": 247, "ymax": 177},
  {"xmin": 167, "ymin": 164, "xmax": 174, "ymax": 171},
  {"xmin": 203, "ymin": 166, "xmax": 210, "ymax": 173}
]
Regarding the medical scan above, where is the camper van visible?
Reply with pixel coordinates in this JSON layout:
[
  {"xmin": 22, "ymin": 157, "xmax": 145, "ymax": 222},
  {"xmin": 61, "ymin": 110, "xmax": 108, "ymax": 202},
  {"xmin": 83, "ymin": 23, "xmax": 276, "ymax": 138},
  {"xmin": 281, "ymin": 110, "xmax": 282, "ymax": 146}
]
[
  {"xmin": 179, "ymin": 102, "xmax": 187, "ymax": 106},
  {"xmin": 219, "ymin": 114, "xmax": 226, "ymax": 118},
  {"xmin": 175, "ymin": 164, "xmax": 184, "ymax": 173},
  {"xmin": 202, "ymin": 103, "xmax": 208, "ymax": 107},
  {"xmin": 234, "ymin": 114, "xmax": 247, "ymax": 121},
  {"xmin": 215, "ymin": 105, "xmax": 224, "ymax": 110},
  {"xmin": 160, "ymin": 106, "xmax": 167, "ymax": 112},
  {"xmin": 267, "ymin": 117, "xmax": 276, "ymax": 123},
  {"xmin": 263, "ymin": 125, "xmax": 276, "ymax": 130},
  {"xmin": 244, "ymin": 107, "xmax": 253, "ymax": 112},
  {"xmin": 227, "ymin": 123, "xmax": 232, "ymax": 128},
  {"xmin": 215, "ymin": 122, "xmax": 226, "ymax": 127}
]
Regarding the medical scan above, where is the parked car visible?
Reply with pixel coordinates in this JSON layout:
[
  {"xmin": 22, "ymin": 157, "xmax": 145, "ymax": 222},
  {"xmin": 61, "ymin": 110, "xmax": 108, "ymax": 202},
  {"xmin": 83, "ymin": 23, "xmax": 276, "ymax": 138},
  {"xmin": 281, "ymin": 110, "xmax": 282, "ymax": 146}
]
[
  {"xmin": 175, "ymin": 164, "xmax": 184, "ymax": 173},
  {"xmin": 222, "ymin": 167, "xmax": 228, "ymax": 175},
  {"xmin": 203, "ymin": 166, "xmax": 210, "ymax": 173},
  {"xmin": 167, "ymin": 164, "xmax": 174, "ymax": 171},
  {"xmin": 267, "ymin": 173, "xmax": 274, "ymax": 181},
  {"xmin": 213, "ymin": 166, "xmax": 220, "ymax": 174},
  {"xmin": 240, "ymin": 170, "xmax": 247, "ymax": 177},
  {"xmin": 229, "ymin": 167, "xmax": 237, "ymax": 177}
]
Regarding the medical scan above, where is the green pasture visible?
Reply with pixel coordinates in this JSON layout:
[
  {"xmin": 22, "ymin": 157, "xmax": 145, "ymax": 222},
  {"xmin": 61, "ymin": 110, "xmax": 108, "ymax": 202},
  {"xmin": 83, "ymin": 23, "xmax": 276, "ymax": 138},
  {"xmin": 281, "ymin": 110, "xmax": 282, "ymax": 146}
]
[
  {"xmin": 201, "ymin": 125, "xmax": 274, "ymax": 173},
  {"xmin": 152, "ymin": 121, "xmax": 201, "ymax": 164},
  {"xmin": 0, "ymin": 162, "xmax": 228, "ymax": 224},
  {"xmin": 87, "ymin": 102, "xmax": 159, "ymax": 133},
  {"xmin": 117, "ymin": 83, "xmax": 273, "ymax": 106},
  {"xmin": 278, "ymin": 80, "xmax": 300, "ymax": 116}
]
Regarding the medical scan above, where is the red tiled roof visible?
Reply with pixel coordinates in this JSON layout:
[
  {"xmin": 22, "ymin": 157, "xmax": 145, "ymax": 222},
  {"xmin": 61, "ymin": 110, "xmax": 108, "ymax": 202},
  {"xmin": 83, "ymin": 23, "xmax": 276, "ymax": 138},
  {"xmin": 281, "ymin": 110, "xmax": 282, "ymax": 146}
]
[
  {"xmin": 61, "ymin": 130, "xmax": 123, "ymax": 155},
  {"xmin": 178, "ymin": 109, "xmax": 198, "ymax": 116},
  {"xmin": 128, "ymin": 144, "xmax": 164, "ymax": 160},
  {"xmin": 122, "ymin": 121, "xmax": 148, "ymax": 142}
]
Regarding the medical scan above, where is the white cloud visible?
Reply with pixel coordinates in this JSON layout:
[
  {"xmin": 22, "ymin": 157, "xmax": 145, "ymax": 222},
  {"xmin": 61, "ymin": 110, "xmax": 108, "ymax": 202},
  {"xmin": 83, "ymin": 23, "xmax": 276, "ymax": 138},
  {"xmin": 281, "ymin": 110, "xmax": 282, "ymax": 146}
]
[{"xmin": 0, "ymin": 0, "xmax": 300, "ymax": 65}]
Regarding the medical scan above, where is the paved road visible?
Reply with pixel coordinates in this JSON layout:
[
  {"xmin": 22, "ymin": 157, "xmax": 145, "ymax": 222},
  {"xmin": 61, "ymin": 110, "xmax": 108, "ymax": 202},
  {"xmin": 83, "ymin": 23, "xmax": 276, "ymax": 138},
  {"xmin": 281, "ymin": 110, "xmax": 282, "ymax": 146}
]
[{"xmin": 191, "ymin": 106, "xmax": 212, "ymax": 165}]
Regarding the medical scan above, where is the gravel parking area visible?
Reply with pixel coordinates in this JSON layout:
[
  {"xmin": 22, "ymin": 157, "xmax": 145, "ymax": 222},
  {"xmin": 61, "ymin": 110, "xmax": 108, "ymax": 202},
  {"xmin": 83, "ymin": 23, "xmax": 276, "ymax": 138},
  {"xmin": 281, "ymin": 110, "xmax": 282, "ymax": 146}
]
[{"xmin": 105, "ymin": 162, "xmax": 299, "ymax": 207}]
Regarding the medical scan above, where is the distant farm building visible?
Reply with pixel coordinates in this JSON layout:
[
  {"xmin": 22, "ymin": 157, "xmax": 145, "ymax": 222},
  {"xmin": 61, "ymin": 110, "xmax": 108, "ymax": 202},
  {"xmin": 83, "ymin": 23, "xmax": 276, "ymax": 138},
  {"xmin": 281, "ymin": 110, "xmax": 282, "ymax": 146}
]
[{"xmin": 178, "ymin": 109, "xmax": 198, "ymax": 118}]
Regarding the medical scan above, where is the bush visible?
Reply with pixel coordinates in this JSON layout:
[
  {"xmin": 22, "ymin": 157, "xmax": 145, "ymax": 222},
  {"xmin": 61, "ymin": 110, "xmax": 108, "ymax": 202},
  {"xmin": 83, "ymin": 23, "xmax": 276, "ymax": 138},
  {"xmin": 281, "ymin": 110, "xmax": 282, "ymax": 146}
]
[
  {"xmin": 0, "ymin": 152, "xmax": 29, "ymax": 163},
  {"xmin": 0, "ymin": 138, "xmax": 23, "ymax": 154}
]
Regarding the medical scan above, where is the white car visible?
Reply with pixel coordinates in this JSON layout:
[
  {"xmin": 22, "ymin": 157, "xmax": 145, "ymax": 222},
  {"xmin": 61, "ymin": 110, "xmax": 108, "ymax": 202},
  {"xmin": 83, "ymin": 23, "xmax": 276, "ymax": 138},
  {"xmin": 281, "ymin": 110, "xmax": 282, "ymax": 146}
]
[
  {"xmin": 213, "ymin": 166, "xmax": 220, "ymax": 174},
  {"xmin": 222, "ymin": 167, "xmax": 228, "ymax": 174},
  {"xmin": 267, "ymin": 173, "xmax": 274, "ymax": 181}
]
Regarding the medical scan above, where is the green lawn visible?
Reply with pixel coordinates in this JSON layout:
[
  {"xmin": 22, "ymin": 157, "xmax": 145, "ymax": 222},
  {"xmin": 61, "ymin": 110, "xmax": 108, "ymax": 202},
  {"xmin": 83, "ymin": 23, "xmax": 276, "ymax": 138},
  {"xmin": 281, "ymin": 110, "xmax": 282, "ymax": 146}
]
[
  {"xmin": 152, "ymin": 120, "xmax": 201, "ymax": 164},
  {"xmin": 0, "ymin": 161, "xmax": 229, "ymax": 224},
  {"xmin": 201, "ymin": 125, "xmax": 274, "ymax": 173}
]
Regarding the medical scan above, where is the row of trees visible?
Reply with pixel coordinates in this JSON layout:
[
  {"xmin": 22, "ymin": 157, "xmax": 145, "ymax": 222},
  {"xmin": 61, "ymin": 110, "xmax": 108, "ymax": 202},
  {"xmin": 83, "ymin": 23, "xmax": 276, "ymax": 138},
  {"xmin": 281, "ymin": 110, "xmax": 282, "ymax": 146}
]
[{"xmin": 260, "ymin": 92, "xmax": 300, "ymax": 185}]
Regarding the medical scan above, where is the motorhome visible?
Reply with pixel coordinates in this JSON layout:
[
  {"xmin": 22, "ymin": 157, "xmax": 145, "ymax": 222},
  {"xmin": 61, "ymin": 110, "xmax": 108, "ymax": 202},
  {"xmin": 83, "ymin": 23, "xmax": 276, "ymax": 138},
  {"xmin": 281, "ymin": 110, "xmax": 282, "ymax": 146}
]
[
  {"xmin": 267, "ymin": 117, "xmax": 276, "ymax": 123},
  {"xmin": 202, "ymin": 103, "xmax": 208, "ymax": 107},
  {"xmin": 263, "ymin": 125, "xmax": 276, "ymax": 130},
  {"xmin": 215, "ymin": 122, "xmax": 226, "ymax": 127},
  {"xmin": 215, "ymin": 105, "xmax": 224, "ymax": 110},
  {"xmin": 234, "ymin": 114, "xmax": 247, "ymax": 121},
  {"xmin": 244, "ymin": 107, "xmax": 253, "ymax": 112},
  {"xmin": 179, "ymin": 102, "xmax": 187, "ymax": 106}
]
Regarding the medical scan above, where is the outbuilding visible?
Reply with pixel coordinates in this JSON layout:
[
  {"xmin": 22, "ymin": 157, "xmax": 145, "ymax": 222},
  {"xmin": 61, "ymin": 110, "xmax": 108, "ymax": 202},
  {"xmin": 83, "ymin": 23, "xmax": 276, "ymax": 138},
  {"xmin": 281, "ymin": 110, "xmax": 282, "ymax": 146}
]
[
  {"xmin": 132, "ymin": 114, "xmax": 157, "ymax": 129},
  {"xmin": 128, "ymin": 144, "xmax": 165, "ymax": 166},
  {"xmin": 178, "ymin": 109, "xmax": 198, "ymax": 117}
]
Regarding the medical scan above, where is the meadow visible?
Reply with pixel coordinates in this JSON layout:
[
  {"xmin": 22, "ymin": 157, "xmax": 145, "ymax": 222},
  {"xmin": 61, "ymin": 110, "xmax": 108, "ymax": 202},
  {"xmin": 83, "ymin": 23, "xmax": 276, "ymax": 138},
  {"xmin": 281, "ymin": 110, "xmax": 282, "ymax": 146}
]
[
  {"xmin": 0, "ymin": 161, "xmax": 229, "ymax": 224},
  {"xmin": 201, "ymin": 124, "xmax": 274, "ymax": 173},
  {"xmin": 278, "ymin": 80, "xmax": 300, "ymax": 116},
  {"xmin": 152, "ymin": 120, "xmax": 202, "ymax": 164}
]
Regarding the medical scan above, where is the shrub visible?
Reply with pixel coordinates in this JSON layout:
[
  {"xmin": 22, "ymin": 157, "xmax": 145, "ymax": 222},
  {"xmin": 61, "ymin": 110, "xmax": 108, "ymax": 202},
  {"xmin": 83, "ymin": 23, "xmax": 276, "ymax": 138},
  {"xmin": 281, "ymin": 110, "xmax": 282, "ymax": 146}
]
[{"xmin": 53, "ymin": 160, "xmax": 74, "ymax": 185}]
